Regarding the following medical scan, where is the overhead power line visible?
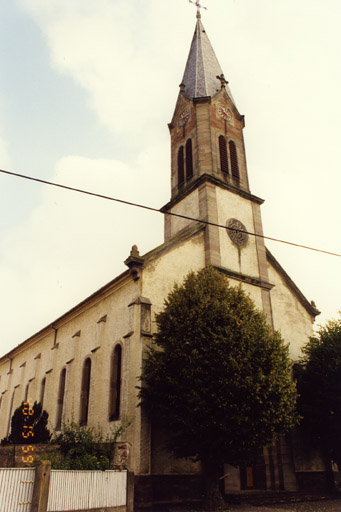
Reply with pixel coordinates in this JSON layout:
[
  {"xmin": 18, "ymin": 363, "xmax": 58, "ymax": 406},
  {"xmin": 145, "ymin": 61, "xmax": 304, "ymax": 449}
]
[{"xmin": 0, "ymin": 168, "xmax": 340, "ymax": 257}]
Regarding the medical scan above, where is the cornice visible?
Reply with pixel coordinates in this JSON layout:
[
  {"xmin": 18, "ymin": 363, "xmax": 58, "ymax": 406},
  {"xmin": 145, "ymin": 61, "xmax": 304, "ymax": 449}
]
[
  {"xmin": 143, "ymin": 222, "xmax": 205, "ymax": 264},
  {"xmin": 161, "ymin": 173, "xmax": 264, "ymax": 213},
  {"xmin": 215, "ymin": 266, "xmax": 274, "ymax": 291}
]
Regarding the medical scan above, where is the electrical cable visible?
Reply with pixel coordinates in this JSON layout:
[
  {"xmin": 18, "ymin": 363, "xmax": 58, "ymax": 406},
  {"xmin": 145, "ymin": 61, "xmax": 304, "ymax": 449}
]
[{"xmin": 0, "ymin": 168, "xmax": 340, "ymax": 257}]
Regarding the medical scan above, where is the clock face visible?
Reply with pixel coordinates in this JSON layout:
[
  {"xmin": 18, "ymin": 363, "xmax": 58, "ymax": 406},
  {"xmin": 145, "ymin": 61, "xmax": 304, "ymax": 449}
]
[
  {"xmin": 179, "ymin": 109, "xmax": 190, "ymax": 127},
  {"xmin": 218, "ymin": 105, "xmax": 232, "ymax": 121}
]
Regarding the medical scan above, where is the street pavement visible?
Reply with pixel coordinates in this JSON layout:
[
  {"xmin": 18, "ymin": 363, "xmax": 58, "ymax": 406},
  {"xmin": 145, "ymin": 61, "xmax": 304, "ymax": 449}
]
[
  {"xmin": 221, "ymin": 498, "xmax": 341, "ymax": 512},
  {"xmin": 139, "ymin": 498, "xmax": 341, "ymax": 512}
]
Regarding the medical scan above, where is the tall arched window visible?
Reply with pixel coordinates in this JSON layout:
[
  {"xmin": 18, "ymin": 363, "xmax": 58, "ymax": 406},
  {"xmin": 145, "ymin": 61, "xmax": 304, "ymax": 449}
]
[
  {"xmin": 219, "ymin": 135, "xmax": 229, "ymax": 174},
  {"xmin": 109, "ymin": 345, "xmax": 122, "ymax": 421},
  {"xmin": 7, "ymin": 390, "xmax": 15, "ymax": 436},
  {"xmin": 178, "ymin": 146, "xmax": 184, "ymax": 187},
  {"xmin": 185, "ymin": 138, "xmax": 193, "ymax": 181},
  {"xmin": 56, "ymin": 368, "xmax": 66, "ymax": 430},
  {"xmin": 229, "ymin": 140, "xmax": 240, "ymax": 180},
  {"xmin": 25, "ymin": 383, "xmax": 29, "ymax": 402},
  {"xmin": 40, "ymin": 378, "xmax": 46, "ymax": 408},
  {"xmin": 80, "ymin": 359, "xmax": 91, "ymax": 426}
]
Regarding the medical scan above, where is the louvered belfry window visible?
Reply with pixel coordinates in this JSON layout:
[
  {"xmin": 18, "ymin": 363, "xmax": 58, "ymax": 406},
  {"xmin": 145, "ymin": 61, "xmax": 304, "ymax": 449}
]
[
  {"xmin": 185, "ymin": 138, "xmax": 193, "ymax": 180},
  {"xmin": 109, "ymin": 345, "xmax": 122, "ymax": 421},
  {"xmin": 219, "ymin": 135, "xmax": 229, "ymax": 174},
  {"xmin": 178, "ymin": 146, "xmax": 185, "ymax": 186},
  {"xmin": 80, "ymin": 359, "xmax": 91, "ymax": 426},
  {"xmin": 229, "ymin": 140, "xmax": 240, "ymax": 180}
]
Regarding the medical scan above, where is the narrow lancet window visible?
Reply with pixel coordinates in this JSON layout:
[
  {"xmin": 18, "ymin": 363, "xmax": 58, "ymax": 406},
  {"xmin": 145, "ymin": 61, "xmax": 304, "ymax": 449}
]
[
  {"xmin": 229, "ymin": 140, "xmax": 240, "ymax": 180},
  {"xmin": 178, "ymin": 146, "xmax": 184, "ymax": 186},
  {"xmin": 109, "ymin": 345, "xmax": 122, "ymax": 421},
  {"xmin": 40, "ymin": 378, "xmax": 46, "ymax": 408},
  {"xmin": 7, "ymin": 389, "xmax": 15, "ymax": 436},
  {"xmin": 185, "ymin": 138, "xmax": 193, "ymax": 180},
  {"xmin": 56, "ymin": 368, "xmax": 66, "ymax": 430},
  {"xmin": 80, "ymin": 359, "xmax": 91, "ymax": 426},
  {"xmin": 219, "ymin": 135, "xmax": 229, "ymax": 174},
  {"xmin": 25, "ymin": 383, "xmax": 29, "ymax": 402}
]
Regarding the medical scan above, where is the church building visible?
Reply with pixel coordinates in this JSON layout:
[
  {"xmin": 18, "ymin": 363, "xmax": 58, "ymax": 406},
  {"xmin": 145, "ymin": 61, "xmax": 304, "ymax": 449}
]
[{"xmin": 0, "ymin": 9, "xmax": 325, "ymax": 505}]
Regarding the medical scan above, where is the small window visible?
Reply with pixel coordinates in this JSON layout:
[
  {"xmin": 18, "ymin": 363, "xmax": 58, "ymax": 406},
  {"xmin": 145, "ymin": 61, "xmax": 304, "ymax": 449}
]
[
  {"xmin": 219, "ymin": 135, "xmax": 229, "ymax": 174},
  {"xmin": 185, "ymin": 139, "xmax": 193, "ymax": 180},
  {"xmin": 109, "ymin": 345, "xmax": 122, "ymax": 421},
  {"xmin": 178, "ymin": 146, "xmax": 184, "ymax": 186},
  {"xmin": 56, "ymin": 368, "xmax": 66, "ymax": 430},
  {"xmin": 80, "ymin": 359, "xmax": 91, "ymax": 426},
  {"xmin": 229, "ymin": 140, "xmax": 240, "ymax": 180}
]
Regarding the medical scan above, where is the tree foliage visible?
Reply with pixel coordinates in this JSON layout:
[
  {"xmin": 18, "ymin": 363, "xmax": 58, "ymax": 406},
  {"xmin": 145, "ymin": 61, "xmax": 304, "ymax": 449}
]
[
  {"xmin": 49, "ymin": 421, "xmax": 131, "ymax": 470},
  {"xmin": 1, "ymin": 401, "xmax": 50, "ymax": 445},
  {"xmin": 295, "ymin": 315, "xmax": 341, "ymax": 469},
  {"xmin": 139, "ymin": 267, "xmax": 298, "ymax": 506}
]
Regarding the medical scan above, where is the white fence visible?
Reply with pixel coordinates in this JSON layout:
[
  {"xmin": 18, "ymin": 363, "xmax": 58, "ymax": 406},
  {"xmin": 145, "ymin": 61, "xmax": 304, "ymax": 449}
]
[
  {"xmin": 0, "ymin": 468, "xmax": 35, "ymax": 512},
  {"xmin": 47, "ymin": 470, "xmax": 127, "ymax": 511},
  {"xmin": 0, "ymin": 467, "xmax": 128, "ymax": 512}
]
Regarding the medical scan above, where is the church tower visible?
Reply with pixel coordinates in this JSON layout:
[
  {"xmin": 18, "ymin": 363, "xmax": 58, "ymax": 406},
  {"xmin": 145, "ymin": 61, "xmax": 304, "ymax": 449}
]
[{"xmin": 162, "ymin": 10, "xmax": 274, "ymax": 324}]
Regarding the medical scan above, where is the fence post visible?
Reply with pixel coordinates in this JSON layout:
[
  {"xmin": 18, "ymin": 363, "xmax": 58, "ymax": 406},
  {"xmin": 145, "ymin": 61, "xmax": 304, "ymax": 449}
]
[
  {"xmin": 31, "ymin": 460, "xmax": 51, "ymax": 512},
  {"xmin": 126, "ymin": 470, "xmax": 134, "ymax": 512}
]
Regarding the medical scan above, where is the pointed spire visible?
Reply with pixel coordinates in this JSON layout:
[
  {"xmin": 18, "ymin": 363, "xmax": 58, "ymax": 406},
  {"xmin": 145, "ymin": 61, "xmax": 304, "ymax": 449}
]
[{"xmin": 181, "ymin": 17, "xmax": 235, "ymax": 103}]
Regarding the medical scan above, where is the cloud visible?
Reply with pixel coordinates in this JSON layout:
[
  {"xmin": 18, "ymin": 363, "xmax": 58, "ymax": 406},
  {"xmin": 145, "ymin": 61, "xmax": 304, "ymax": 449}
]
[{"xmin": 18, "ymin": 0, "xmax": 190, "ymax": 139}]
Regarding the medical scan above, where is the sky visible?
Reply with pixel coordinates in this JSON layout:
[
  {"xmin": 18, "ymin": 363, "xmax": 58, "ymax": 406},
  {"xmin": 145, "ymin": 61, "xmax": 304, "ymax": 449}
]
[{"xmin": 0, "ymin": 0, "xmax": 340, "ymax": 357}]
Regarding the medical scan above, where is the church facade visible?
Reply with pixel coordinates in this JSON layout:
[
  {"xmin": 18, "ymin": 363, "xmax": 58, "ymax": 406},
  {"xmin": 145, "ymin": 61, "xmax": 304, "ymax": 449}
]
[{"xmin": 0, "ymin": 11, "xmax": 326, "ymax": 505}]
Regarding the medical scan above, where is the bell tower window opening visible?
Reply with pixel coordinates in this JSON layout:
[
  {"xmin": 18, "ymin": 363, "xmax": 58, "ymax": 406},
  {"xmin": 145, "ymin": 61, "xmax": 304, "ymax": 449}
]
[
  {"xmin": 178, "ymin": 146, "xmax": 185, "ymax": 187},
  {"xmin": 229, "ymin": 140, "xmax": 240, "ymax": 180},
  {"xmin": 109, "ymin": 344, "xmax": 122, "ymax": 421},
  {"xmin": 219, "ymin": 135, "xmax": 229, "ymax": 174},
  {"xmin": 56, "ymin": 368, "xmax": 66, "ymax": 431},
  {"xmin": 185, "ymin": 138, "xmax": 193, "ymax": 180}
]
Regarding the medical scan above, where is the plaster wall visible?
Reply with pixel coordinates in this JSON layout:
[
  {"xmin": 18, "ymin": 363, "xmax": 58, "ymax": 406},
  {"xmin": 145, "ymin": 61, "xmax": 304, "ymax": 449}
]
[
  {"xmin": 168, "ymin": 189, "xmax": 200, "ymax": 239},
  {"xmin": 267, "ymin": 261, "xmax": 314, "ymax": 360},
  {"xmin": 216, "ymin": 187, "xmax": 260, "ymax": 278},
  {"xmin": 239, "ymin": 281, "xmax": 264, "ymax": 311},
  {"xmin": 142, "ymin": 231, "xmax": 205, "ymax": 323}
]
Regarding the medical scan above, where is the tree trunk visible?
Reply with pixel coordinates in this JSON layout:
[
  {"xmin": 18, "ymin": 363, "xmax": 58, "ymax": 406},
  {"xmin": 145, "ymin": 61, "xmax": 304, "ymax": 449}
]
[{"xmin": 202, "ymin": 461, "xmax": 225, "ymax": 511}]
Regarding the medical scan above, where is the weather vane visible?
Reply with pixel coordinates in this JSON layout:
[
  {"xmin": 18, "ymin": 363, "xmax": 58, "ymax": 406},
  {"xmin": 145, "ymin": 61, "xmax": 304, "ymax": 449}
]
[{"xmin": 188, "ymin": 0, "xmax": 207, "ymax": 13}]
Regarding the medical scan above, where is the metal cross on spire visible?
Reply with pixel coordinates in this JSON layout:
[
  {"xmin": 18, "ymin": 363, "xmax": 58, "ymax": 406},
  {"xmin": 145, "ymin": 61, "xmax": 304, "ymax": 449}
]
[{"xmin": 188, "ymin": 0, "xmax": 207, "ymax": 17}]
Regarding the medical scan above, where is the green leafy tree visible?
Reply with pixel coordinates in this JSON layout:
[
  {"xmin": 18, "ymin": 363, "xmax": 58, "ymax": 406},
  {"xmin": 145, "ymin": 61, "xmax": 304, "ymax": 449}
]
[
  {"xmin": 49, "ymin": 421, "xmax": 131, "ymax": 470},
  {"xmin": 1, "ymin": 401, "xmax": 50, "ymax": 445},
  {"xmin": 139, "ymin": 267, "xmax": 298, "ymax": 509},
  {"xmin": 295, "ymin": 316, "xmax": 341, "ymax": 482}
]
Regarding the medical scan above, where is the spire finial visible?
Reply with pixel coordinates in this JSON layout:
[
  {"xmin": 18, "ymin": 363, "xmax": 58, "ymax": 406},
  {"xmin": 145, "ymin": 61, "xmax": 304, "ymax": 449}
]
[{"xmin": 188, "ymin": 0, "xmax": 207, "ymax": 17}]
